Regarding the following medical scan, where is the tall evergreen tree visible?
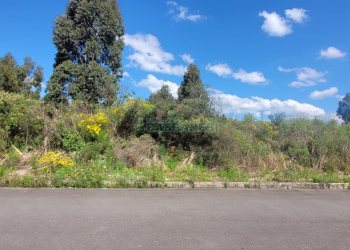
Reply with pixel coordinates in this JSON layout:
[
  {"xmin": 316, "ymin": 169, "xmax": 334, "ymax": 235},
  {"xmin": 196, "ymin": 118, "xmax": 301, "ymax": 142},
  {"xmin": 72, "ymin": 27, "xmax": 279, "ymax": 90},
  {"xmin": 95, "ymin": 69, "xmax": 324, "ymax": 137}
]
[
  {"xmin": 149, "ymin": 85, "xmax": 175, "ymax": 105},
  {"xmin": 337, "ymin": 93, "xmax": 350, "ymax": 123},
  {"xmin": 178, "ymin": 64, "xmax": 208, "ymax": 101},
  {"xmin": 177, "ymin": 64, "xmax": 210, "ymax": 116},
  {"xmin": 45, "ymin": 0, "xmax": 124, "ymax": 105},
  {"xmin": 0, "ymin": 53, "xmax": 43, "ymax": 98}
]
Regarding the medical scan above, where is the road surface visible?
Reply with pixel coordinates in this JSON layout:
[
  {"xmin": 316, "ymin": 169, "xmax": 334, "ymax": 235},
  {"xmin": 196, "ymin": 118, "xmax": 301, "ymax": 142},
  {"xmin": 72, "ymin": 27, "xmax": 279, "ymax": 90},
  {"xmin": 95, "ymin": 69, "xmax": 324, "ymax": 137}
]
[{"xmin": 0, "ymin": 189, "xmax": 349, "ymax": 250}]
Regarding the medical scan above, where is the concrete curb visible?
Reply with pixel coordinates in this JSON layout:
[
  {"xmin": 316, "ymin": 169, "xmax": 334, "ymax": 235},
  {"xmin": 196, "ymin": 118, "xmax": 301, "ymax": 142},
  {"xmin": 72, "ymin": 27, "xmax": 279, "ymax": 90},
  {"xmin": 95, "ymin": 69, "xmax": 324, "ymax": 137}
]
[
  {"xmin": 102, "ymin": 181, "xmax": 349, "ymax": 190},
  {"xmin": 168, "ymin": 182, "xmax": 349, "ymax": 190}
]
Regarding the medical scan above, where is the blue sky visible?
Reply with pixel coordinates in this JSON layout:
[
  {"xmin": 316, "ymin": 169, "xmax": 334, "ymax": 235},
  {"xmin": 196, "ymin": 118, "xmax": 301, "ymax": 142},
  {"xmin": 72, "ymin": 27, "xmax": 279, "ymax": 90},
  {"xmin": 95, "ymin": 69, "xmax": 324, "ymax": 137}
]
[{"xmin": 0, "ymin": 0, "xmax": 349, "ymax": 119}]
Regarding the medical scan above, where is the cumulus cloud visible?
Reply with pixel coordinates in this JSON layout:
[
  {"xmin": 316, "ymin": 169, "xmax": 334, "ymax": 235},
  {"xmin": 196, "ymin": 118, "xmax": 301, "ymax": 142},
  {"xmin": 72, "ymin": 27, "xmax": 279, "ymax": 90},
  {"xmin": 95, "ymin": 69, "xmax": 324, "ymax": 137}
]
[
  {"xmin": 167, "ymin": 1, "xmax": 206, "ymax": 22},
  {"xmin": 285, "ymin": 8, "xmax": 308, "ymax": 23},
  {"xmin": 124, "ymin": 33, "xmax": 187, "ymax": 76},
  {"xmin": 232, "ymin": 70, "xmax": 267, "ymax": 85},
  {"xmin": 259, "ymin": 11, "xmax": 292, "ymax": 37},
  {"xmin": 259, "ymin": 8, "xmax": 308, "ymax": 37},
  {"xmin": 206, "ymin": 63, "xmax": 267, "ymax": 85},
  {"xmin": 319, "ymin": 47, "xmax": 347, "ymax": 59},
  {"xmin": 138, "ymin": 74, "xmax": 179, "ymax": 98},
  {"xmin": 122, "ymin": 71, "xmax": 130, "ymax": 78},
  {"xmin": 137, "ymin": 75, "xmax": 326, "ymax": 119},
  {"xmin": 210, "ymin": 89, "xmax": 326, "ymax": 118},
  {"xmin": 181, "ymin": 54, "xmax": 194, "ymax": 64},
  {"xmin": 278, "ymin": 66, "xmax": 327, "ymax": 88},
  {"xmin": 310, "ymin": 87, "xmax": 338, "ymax": 100},
  {"xmin": 206, "ymin": 63, "xmax": 233, "ymax": 77}
]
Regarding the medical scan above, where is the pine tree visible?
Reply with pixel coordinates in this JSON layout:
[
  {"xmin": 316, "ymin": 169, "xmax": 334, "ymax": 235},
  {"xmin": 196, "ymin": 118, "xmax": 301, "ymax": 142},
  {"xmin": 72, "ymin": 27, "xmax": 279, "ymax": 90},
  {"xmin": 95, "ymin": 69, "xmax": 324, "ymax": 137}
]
[
  {"xmin": 177, "ymin": 64, "xmax": 210, "ymax": 116},
  {"xmin": 337, "ymin": 93, "xmax": 350, "ymax": 122},
  {"xmin": 149, "ymin": 85, "xmax": 175, "ymax": 105},
  {"xmin": 45, "ymin": 0, "xmax": 124, "ymax": 105},
  {"xmin": 0, "ymin": 53, "xmax": 43, "ymax": 98}
]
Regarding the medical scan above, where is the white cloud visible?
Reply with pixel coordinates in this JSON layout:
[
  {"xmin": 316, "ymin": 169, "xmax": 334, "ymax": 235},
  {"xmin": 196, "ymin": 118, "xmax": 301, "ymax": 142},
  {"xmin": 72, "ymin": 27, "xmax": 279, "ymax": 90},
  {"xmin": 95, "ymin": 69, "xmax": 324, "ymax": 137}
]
[
  {"xmin": 310, "ymin": 87, "xmax": 338, "ymax": 100},
  {"xmin": 122, "ymin": 71, "xmax": 130, "ymax": 78},
  {"xmin": 210, "ymin": 89, "xmax": 326, "ymax": 118},
  {"xmin": 181, "ymin": 54, "xmax": 194, "ymax": 64},
  {"xmin": 167, "ymin": 1, "xmax": 206, "ymax": 22},
  {"xmin": 319, "ymin": 47, "xmax": 347, "ymax": 59},
  {"xmin": 259, "ymin": 11, "xmax": 292, "ymax": 37},
  {"xmin": 124, "ymin": 33, "xmax": 187, "ymax": 76},
  {"xmin": 206, "ymin": 63, "xmax": 267, "ymax": 85},
  {"xmin": 206, "ymin": 63, "xmax": 233, "ymax": 77},
  {"xmin": 278, "ymin": 66, "xmax": 327, "ymax": 88},
  {"xmin": 285, "ymin": 8, "xmax": 308, "ymax": 23},
  {"xmin": 138, "ymin": 74, "xmax": 179, "ymax": 98},
  {"xmin": 137, "ymin": 75, "xmax": 327, "ymax": 119},
  {"xmin": 232, "ymin": 70, "xmax": 267, "ymax": 85},
  {"xmin": 259, "ymin": 8, "xmax": 308, "ymax": 37}
]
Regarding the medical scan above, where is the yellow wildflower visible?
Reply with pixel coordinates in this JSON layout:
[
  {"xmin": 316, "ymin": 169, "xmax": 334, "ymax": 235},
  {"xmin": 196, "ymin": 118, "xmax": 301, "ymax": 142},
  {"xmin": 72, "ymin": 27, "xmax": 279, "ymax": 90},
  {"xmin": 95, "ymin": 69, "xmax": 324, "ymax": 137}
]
[
  {"xmin": 78, "ymin": 112, "xmax": 109, "ymax": 136},
  {"xmin": 38, "ymin": 151, "xmax": 74, "ymax": 171}
]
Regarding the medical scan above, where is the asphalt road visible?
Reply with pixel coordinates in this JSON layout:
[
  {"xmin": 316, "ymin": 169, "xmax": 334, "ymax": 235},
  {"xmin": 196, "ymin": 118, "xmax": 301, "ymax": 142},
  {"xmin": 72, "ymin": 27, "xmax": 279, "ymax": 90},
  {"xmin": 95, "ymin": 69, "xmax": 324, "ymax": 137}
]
[{"xmin": 0, "ymin": 189, "xmax": 349, "ymax": 250}]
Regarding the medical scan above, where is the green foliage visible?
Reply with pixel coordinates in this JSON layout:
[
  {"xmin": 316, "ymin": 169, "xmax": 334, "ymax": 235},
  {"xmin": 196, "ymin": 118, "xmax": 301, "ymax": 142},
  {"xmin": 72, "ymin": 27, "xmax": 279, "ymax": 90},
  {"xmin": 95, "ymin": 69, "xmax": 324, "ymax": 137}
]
[
  {"xmin": 0, "ymin": 91, "xmax": 44, "ymax": 149},
  {"xmin": 278, "ymin": 119, "xmax": 350, "ymax": 171},
  {"xmin": 149, "ymin": 85, "xmax": 176, "ymax": 106},
  {"xmin": 337, "ymin": 93, "xmax": 350, "ymax": 123},
  {"xmin": 0, "ymin": 167, "xmax": 5, "ymax": 179},
  {"xmin": 78, "ymin": 135, "xmax": 113, "ymax": 162},
  {"xmin": 0, "ymin": 53, "xmax": 43, "ymax": 98},
  {"xmin": 0, "ymin": 174, "xmax": 49, "ymax": 188},
  {"xmin": 53, "ymin": 164, "xmax": 105, "ymax": 188},
  {"xmin": 46, "ymin": 0, "xmax": 125, "ymax": 105},
  {"xmin": 59, "ymin": 126, "xmax": 85, "ymax": 152},
  {"xmin": 174, "ymin": 165, "xmax": 213, "ymax": 182},
  {"xmin": 177, "ymin": 64, "xmax": 210, "ymax": 116},
  {"xmin": 111, "ymin": 99, "xmax": 156, "ymax": 136},
  {"xmin": 219, "ymin": 167, "xmax": 250, "ymax": 182},
  {"xmin": 268, "ymin": 112, "xmax": 286, "ymax": 126},
  {"xmin": 1, "ymin": 149, "xmax": 21, "ymax": 168}
]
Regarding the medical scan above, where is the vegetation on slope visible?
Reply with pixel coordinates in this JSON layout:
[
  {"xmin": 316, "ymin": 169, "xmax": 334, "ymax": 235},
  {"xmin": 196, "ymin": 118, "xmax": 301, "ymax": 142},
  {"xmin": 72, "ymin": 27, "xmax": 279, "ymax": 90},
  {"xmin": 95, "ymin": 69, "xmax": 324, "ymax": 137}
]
[{"xmin": 1, "ymin": 0, "xmax": 350, "ymax": 187}]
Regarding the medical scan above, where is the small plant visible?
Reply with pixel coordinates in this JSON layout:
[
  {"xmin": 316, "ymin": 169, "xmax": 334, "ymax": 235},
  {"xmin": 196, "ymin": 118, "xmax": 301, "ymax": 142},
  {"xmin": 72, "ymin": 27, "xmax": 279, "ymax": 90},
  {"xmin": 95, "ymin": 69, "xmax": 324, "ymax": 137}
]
[
  {"xmin": 219, "ymin": 167, "xmax": 250, "ymax": 182},
  {"xmin": 1, "ymin": 149, "xmax": 21, "ymax": 168},
  {"xmin": 37, "ymin": 151, "xmax": 74, "ymax": 173},
  {"xmin": 166, "ymin": 158, "xmax": 179, "ymax": 170},
  {"xmin": 0, "ymin": 167, "xmax": 5, "ymax": 178}
]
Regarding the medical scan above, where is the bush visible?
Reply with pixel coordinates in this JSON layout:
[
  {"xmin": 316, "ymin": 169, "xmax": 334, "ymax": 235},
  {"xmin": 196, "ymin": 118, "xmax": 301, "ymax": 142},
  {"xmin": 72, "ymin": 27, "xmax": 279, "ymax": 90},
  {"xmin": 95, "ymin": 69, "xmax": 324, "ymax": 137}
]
[
  {"xmin": 0, "ymin": 91, "xmax": 44, "ymax": 149},
  {"xmin": 77, "ymin": 112, "xmax": 109, "ymax": 140},
  {"xmin": 78, "ymin": 138, "xmax": 113, "ymax": 162},
  {"xmin": 37, "ymin": 151, "xmax": 74, "ymax": 173},
  {"xmin": 60, "ymin": 128, "xmax": 85, "ymax": 152},
  {"xmin": 111, "ymin": 99, "xmax": 155, "ymax": 136},
  {"xmin": 1, "ymin": 149, "xmax": 21, "ymax": 168}
]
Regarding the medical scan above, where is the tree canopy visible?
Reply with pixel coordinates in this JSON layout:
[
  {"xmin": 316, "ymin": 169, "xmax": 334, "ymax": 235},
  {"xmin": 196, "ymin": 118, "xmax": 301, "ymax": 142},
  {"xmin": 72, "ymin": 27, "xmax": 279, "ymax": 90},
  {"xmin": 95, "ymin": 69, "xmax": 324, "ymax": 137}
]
[
  {"xmin": 337, "ymin": 93, "xmax": 350, "ymax": 123},
  {"xmin": 149, "ymin": 85, "xmax": 175, "ymax": 106},
  {"xmin": 0, "ymin": 53, "xmax": 43, "ymax": 99},
  {"xmin": 45, "ymin": 0, "xmax": 125, "ymax": 106},
  {"xmin": 177, "ymin": 64, "xmax": 210, "ymax": 117}
]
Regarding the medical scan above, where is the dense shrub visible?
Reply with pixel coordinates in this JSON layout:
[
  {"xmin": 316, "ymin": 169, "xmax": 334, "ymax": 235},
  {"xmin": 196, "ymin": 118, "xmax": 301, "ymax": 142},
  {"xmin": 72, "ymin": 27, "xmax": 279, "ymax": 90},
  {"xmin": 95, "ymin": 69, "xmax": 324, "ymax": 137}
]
[
  {"xmin": 111, "ymin": 99, "xmax": 156, "ymax": 136},
  {"xmin": 0, "ymin": 91, "xmax": 44, "ymax": 149}
]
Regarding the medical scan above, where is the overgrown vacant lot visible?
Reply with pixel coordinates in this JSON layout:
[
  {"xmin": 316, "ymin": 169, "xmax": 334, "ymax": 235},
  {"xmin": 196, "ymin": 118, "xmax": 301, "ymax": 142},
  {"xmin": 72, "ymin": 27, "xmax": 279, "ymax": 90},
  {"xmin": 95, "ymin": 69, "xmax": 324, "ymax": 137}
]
[
  {"xmin": 1, "ymin": 0, "xmax": 350, "ymax": 188},
  {"xmin": 1, "ymin": 92, "xmax": 350, "ymax": 188}
]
